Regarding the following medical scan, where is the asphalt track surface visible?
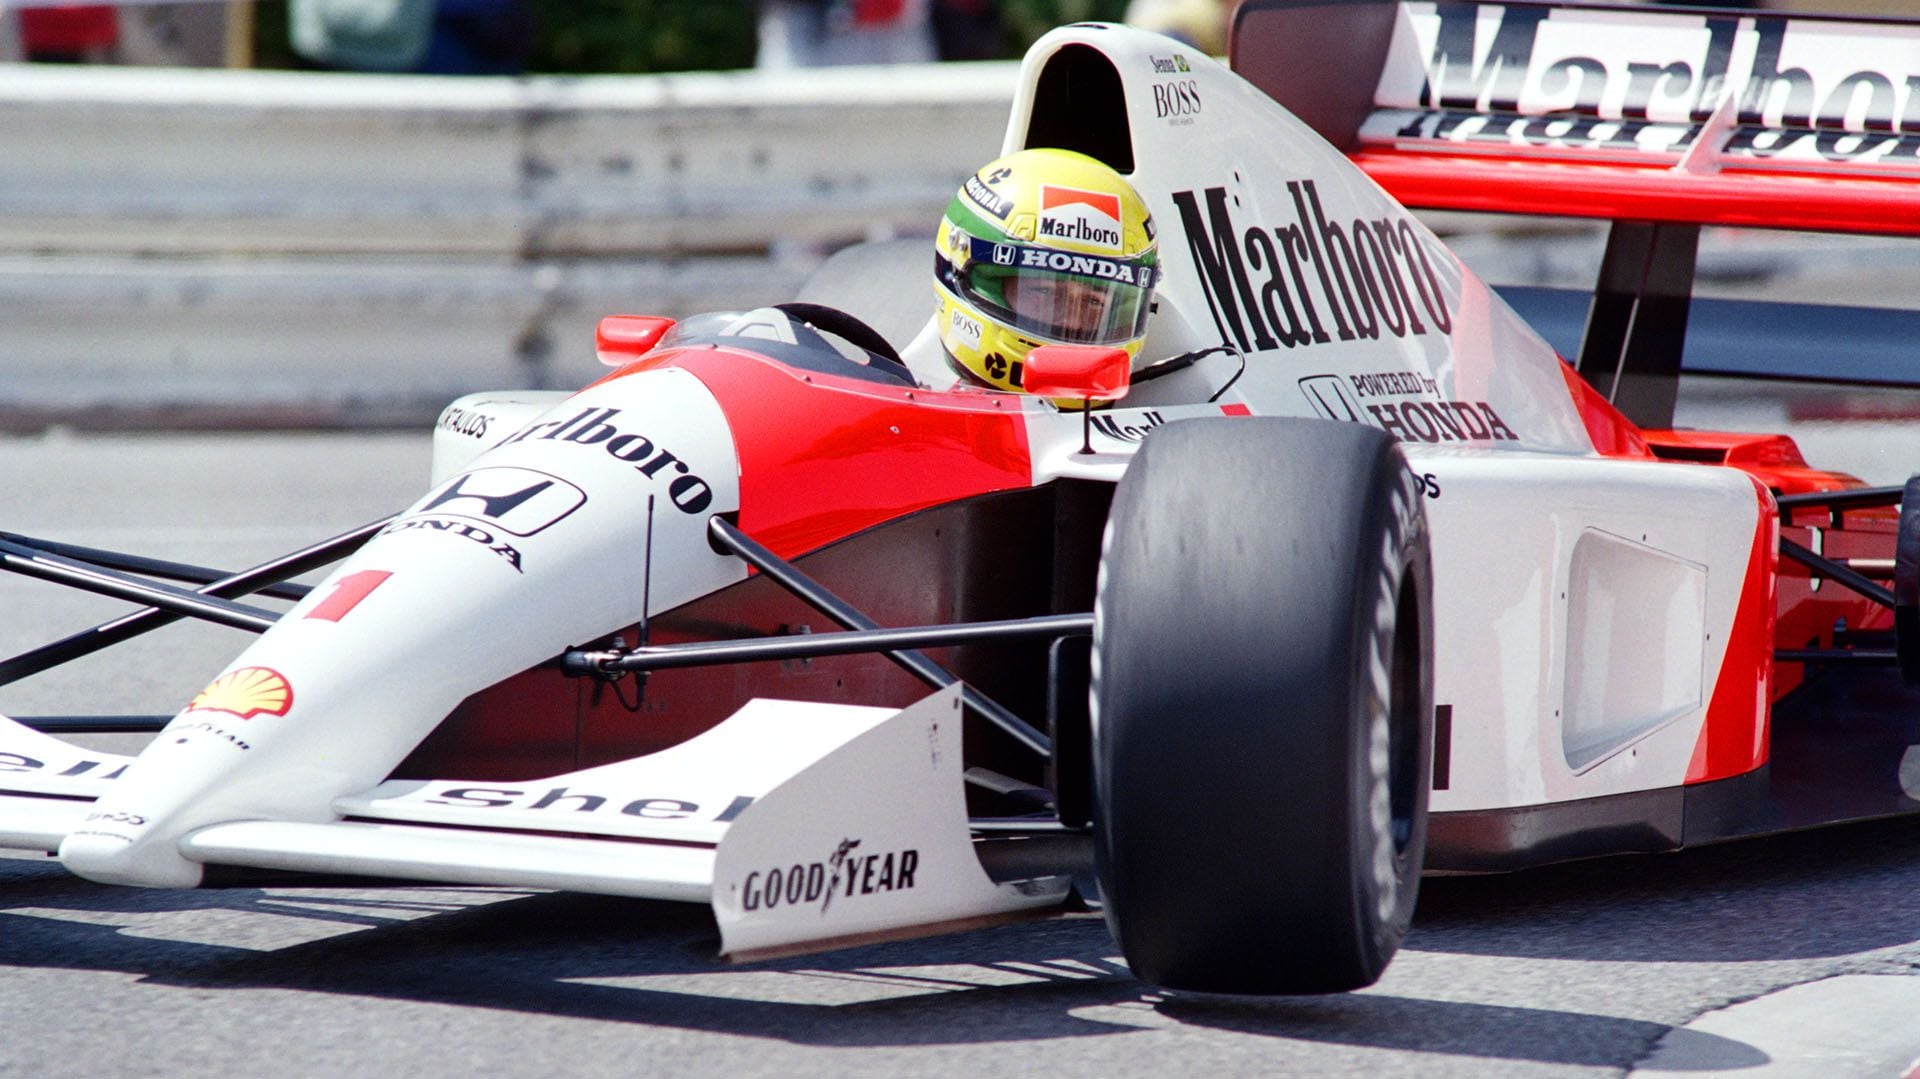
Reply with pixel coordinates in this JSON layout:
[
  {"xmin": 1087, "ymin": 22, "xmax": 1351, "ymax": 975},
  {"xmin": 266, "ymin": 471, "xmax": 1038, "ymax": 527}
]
[{"xmin": 5, "ymin": 407, "xmax": 1920, "ymax": 1078}]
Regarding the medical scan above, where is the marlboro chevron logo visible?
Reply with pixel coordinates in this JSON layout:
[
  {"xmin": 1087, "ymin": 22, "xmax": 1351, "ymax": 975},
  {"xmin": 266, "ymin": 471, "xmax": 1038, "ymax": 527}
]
[{"xmin": 1038, "ymin": 185, "xmax": 1124, "ymax": 251}]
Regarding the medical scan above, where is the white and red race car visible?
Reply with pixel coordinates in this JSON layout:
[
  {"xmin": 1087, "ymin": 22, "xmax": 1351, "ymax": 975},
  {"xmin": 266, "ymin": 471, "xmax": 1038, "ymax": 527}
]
[{"xmin": 4, "ymin": 2, "xmax": 1919, "ymax": 995}]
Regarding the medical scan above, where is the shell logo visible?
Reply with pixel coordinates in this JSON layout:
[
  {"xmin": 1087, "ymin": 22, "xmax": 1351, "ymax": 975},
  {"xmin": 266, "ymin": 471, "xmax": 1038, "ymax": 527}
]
[{"xmin": 187, "ymin": 666, "xmax": 294, "ymax": 720}]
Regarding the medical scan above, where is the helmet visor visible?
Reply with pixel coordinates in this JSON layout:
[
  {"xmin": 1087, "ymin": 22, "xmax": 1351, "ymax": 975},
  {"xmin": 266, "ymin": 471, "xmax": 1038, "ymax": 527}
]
[{"xmin": 955, "ymin": 238, "xmax": 1157, "ymax": 347}]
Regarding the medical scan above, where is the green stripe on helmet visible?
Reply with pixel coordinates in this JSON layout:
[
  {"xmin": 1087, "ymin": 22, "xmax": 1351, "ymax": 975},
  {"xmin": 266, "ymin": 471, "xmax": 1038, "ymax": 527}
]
[{"xmin": 943, "ymin": 195, "xmax": 1011, "ymax": 243}]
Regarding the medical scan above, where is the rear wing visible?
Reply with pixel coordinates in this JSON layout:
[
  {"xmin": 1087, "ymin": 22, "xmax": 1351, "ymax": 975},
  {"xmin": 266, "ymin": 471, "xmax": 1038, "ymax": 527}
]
[
  {"xmin": 1230, "ymin": 0, "xmax": 1920, "ymax": 427},
  {"xmin": 1230, "ymin": 0, "xmax": 1920, "ymax": 237}
]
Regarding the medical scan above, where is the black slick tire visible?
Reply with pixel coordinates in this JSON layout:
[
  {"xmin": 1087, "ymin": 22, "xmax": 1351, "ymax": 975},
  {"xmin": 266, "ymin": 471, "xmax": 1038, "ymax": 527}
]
[
  {"xmin": 1091, "ymin": 417, "xmax": 1433, "ymax": 994},
  {"xmin": 1895, "ymin": 474, "xmax": 1920, "ymax": 683}
]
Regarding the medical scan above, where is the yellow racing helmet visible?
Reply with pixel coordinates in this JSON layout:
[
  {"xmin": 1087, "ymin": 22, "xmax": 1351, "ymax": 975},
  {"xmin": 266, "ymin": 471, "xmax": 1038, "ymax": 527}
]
[{"xmin": 934, "ymin": 148, "xmax": 1159, "ymax": 394}]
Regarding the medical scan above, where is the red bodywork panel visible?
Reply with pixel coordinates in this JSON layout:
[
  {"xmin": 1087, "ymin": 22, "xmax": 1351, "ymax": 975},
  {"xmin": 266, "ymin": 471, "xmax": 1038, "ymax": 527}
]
[
  {"xmin": 1685, "ymin": 474, "xmax": 1776, "ymax": 785},
  {"xmin": 1358, "ymin": 153, "xmax": 1920, "ymax": 239},
  {"xmin": 1557, "ymin": 363, "xmax": 1653, "ymax": 459},
  {"xmin": 1634, "ymin": 428, "xmax": 1892, "ymax": 783},
  {"xmin": 663, "ymin": 349, "xmax": 1034, "ymax": 560},
  {"xmin": 399, "ymin": 349, "xmax": 1040, "ymax": 780}
]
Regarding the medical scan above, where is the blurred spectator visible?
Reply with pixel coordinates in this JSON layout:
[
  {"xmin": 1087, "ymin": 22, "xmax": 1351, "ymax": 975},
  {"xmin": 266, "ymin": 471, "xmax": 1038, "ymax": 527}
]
[
  {"xmin": 18, "ymin": 4, "xmax": 118, "ymax": 63},
  {"xmin": 291, "ymin": 0, "xmax": 437, "ymax": 71},
  {"xmin": 756, "ymin": 0, "xmax": 936, "ymax": 69},
  {"xmin": 119, "ymin": 5, "xmax": 238, "ymax": 67},
  {"xmin": 1124, "ymin": 0, "xmax": 1226, "ymax": 55},
  {"xmin": 292, "ymin": 0, "xmax": 532, "ymax": 74},
  {"xmin": 418, "ymin": 0, "xmax": 535, "ymax": 74},
  {"xmin": 6, "ymin": 5, "xmax": 243, "ymax": 67},
  {"xmin": 930, "ymin": 0, "xmax": 1001, "ymax": 61}
]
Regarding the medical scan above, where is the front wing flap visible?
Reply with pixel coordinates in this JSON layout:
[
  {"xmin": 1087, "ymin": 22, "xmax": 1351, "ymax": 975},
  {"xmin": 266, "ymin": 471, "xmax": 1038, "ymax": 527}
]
[
  {"xmin": 0, "ymin": 713, "xmax": 137, "ymax": 850},
  {"xmin": 4, "ymin": 686, "xmax": 1071, "ymax": 959}
]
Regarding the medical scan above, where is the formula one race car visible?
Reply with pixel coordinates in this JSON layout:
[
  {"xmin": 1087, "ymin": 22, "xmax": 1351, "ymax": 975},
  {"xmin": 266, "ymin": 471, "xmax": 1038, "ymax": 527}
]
[{"xmin": 4, "ymin": 2, "xmax": 1920, "ymax": 995}]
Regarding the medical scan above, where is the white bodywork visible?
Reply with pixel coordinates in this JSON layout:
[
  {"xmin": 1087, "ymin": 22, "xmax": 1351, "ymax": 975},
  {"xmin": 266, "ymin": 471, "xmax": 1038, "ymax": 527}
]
[
  {"xmin": 1419, "ymin": 452, "xmax": 1763, "ymax": 811},
  {"xmin": 0, "ymin": 20, "xmax": 1771, "ymax": 935},
  {"xmin": 1001, "ymin": 24, "xmax": 1769, "ymax": 813}
]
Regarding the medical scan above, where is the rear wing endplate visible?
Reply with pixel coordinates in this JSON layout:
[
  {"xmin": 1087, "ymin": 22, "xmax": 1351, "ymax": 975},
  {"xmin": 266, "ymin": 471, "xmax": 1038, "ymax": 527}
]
[{"xmin": 1231, "ymin": 0, "xmax": 1920, "ymax": 236}]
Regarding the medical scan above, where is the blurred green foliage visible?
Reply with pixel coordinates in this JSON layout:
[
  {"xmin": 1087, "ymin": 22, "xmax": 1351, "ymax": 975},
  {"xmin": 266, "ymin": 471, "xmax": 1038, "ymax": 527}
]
[
  {"xmin": 252, "ymin": 0, "xmax": 1135, "ymax": 73},
  {"xmin": 523, "ymin": 1, "xmax": 756, "ymax": 73},
  {"xmin": 249, "ymin": 3, "xmax": 298, "ymax": 69},
  {"xmin": 1000, "ymin": 0, "xmax": 1132, "ymax": 56}
]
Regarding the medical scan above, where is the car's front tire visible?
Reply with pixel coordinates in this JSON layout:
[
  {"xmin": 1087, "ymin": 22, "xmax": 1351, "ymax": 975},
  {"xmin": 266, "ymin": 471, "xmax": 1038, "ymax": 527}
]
[{"xmin": 1091, "ymin": 417, "xmax": 1433, "ymax": 994}]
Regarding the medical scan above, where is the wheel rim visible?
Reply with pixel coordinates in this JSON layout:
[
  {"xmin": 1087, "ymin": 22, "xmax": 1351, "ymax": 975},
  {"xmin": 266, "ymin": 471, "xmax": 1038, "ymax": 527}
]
[{"xmin": 1388, "ymin": 575, "xmax": 1423, "ymax": 856}]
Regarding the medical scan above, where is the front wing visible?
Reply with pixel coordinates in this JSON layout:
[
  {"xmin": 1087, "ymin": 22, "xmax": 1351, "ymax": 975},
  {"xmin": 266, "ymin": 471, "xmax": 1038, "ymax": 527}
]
[{"xmin": 0, "ymin": 685, "xmax": 1071, "ymax": 960}]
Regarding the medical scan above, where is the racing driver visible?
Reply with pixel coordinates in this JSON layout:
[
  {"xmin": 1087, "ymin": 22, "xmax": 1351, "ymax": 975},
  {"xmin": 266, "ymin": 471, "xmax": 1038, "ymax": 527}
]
[{"xmin": 899, "ymin": 147, "xmax": 1161, "ymax": 397}]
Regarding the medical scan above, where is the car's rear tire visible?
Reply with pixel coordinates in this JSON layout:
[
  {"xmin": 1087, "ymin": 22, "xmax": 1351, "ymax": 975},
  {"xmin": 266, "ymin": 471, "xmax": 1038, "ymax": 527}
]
[
  {"xmin": 1091, "ymin": 417, "xmax": 1433, "ymax": 994},
  {"xmin": 1894, "ymin": 474, "xmax": 1920, "ymax": 683}
]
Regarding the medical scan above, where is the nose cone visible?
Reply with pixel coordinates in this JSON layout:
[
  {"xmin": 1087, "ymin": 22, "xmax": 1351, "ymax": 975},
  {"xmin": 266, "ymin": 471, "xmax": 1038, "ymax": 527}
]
[{"xmin": 60, "ymin": 826, "xmax": 204, "ymax": 889}]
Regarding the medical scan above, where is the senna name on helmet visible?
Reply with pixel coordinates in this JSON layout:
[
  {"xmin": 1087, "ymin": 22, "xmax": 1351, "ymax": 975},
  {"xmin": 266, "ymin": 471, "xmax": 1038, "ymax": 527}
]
[{"xmin": 934, "ymin": 148, "xmax": 1159, "ymax": 395}]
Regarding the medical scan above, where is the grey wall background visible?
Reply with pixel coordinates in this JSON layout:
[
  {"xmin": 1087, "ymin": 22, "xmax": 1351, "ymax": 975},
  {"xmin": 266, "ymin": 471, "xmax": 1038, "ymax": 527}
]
[{"xmin": 0, "ymin": 61, "xmax": 1018, "ymax": 429}]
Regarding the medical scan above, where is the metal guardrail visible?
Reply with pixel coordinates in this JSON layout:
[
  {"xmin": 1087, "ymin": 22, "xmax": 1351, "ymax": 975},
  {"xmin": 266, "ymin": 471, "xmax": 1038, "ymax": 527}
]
[{"xmin": 0, "ymin": 61, "xmax": 1018, "ymax": 427}]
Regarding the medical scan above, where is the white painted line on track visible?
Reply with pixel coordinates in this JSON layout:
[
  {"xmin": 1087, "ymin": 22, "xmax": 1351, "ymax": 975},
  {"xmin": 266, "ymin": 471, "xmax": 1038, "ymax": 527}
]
[{"xmin": 1634, "ymin": 975, "xmax": 1920, "ymax": 1077}]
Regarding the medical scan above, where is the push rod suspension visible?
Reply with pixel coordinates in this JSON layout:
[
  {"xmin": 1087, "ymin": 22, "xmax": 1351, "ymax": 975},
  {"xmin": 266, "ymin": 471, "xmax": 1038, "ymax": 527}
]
[
  {"xmin": 704, "ymin": 516, "xmax": 1054, "ymax": 758},
  {"xmin": 1779, "ymin": 538, "xmax": 1895, "ymax": 608},
  {"xmin": 0, "ymin": 533, "xmax": 311, "ymax": 602},
  {"xmin": 0, "ymin": 537, "xmax": 281, "ymax": 635},
  {"xmin": 1775, "ymin": 648, "xmax": 1896, "ymax": 665},
  {"xmin": 572, "ymin": 613, "xmax": 1093, "ymax": 673},
  {"xmin": 17, "ymin": 714, "xmax": 170, "ymax": 734},
  {"xmin": 1774, "ymin": 486, "xmax": 1902, "ymax": 513},
  {"xmin": 0, "ymin": 518, "xmax": 392, "ymax": 687}
]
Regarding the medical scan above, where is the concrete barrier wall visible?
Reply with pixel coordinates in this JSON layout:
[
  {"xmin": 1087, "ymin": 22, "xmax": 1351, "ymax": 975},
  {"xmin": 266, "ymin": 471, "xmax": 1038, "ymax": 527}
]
[{"xmin": 0, "ymin": 61, "xmax": 1019, "ymax": 428}]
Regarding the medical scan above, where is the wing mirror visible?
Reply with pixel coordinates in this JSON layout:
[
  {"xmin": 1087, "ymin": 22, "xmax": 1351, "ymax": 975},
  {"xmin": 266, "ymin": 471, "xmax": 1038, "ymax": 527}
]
[
  {"xmin": 595, "ymin": 315, "xmax": 677, "ymax": 367},
  {"xmin": 1022, "ymin": 345, "xmax": 1132, "ymax": 454}
]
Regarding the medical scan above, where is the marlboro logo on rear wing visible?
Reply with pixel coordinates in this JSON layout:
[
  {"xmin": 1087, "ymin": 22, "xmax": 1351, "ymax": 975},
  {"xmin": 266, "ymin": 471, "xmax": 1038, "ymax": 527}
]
[{"xmin": 1231, "ymin": 0, "xmax": 1920, "ymax": 236}]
